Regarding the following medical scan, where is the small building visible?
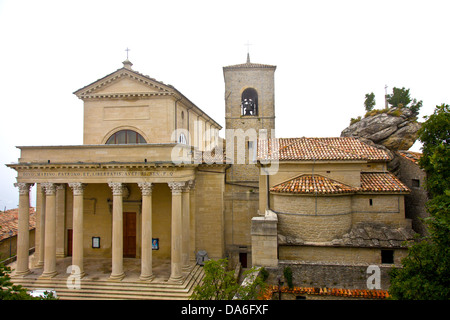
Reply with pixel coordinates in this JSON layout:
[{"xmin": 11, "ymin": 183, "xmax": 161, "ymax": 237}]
[
  {"xmin": 253, "ymin": 137, "xmax": 415, "ymax": 289},
  {"xmin": 0, "ymin": 208, "xmax": 35, "ymax": 264},
  {"xmin": 396, "ymin": 151, "xmax": 429, "ymax": 236}
]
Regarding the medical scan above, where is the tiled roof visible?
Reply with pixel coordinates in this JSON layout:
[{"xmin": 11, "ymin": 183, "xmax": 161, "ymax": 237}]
[
  {"xmin": 270, "ymin": 172, "xmax": 410, "ymax": 195},
  {"xmin": 223, "ymin": 56, "xmax": 276, "ymax": 70},
  {"xmin": 270, "ymin": 174, "xmax": 354, "ymax": 194},
  {"xmin": 258, "ymin": 137, "xmax": 390, "ymax": 162},
  {"xmin": 261, "ymin": 285, "xmax": 390, "ymax": 300},
  {"xmin": 0, "ymin": 208, "xmax": 36, "ymax": 241},
  {"xmin": 331, "ymin": 222, "xmax": 416, "ymax": 248},
  {"xmin": 397, "ymin": 150, "xmax": 422, "ymax": 164},
  {"xmin": 360, "ymin": 172, "xmax": 410, "ymax": 193}
]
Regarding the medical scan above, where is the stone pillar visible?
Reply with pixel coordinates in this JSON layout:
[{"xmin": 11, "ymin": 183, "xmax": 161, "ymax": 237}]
[
  {"xmin": 69, "ymin": 183, "xmax": 86, "ymax": 278},
  {"xmin": 55, "ymin": 184, "xmax": 66, "ymax": 258},
  {"xmin": 138, "ymin": 182, "xmax": 154, "ymax": 281},
  {"xmin": 182, "ymin": 180, "xmax": 194, "ymax": 270},
  {"xmin": 41, "ymin": 182, "xmax": 58, "ymax": 278},
  {"xmin": 35, "ymin": 184, "xmax": 45, "ymax": 268},
  {"xmin": 108, "ymin": 182, "xmax": 125, "ymax": 281},
  {"xmin": 14, "ymin": 182, "xmax": 33, "ymax": 277},
  {"xmin": 168, "ymin": 181, "xmax": 185, "ymax": 283},
  {"xmin": 251, "ymin": 210, "xmax": 278, "ymax": 268}
]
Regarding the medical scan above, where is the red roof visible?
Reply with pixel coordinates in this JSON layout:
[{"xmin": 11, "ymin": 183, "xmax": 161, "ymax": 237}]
[
  {"xmin": 270, "ymin": 174, "xmax": 355, "ymax": 194},
  {"xmin": 0, "ymin": 208, "xmax": 36, "ymax": 241},
  {"xmin": 258, "ymin": 137, "xmax": 390, "ymax": 162},
  {"xmin": 270, "ymin": 172, "xmax": 410, "ymax": 195},
  {"xmin": 360, "ymin": 172, "xmax": 410, "ymax": 193}
]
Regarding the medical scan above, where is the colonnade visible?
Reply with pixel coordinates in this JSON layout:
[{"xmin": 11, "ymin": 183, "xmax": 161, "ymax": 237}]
[{"xmin": 14, "ymin": 180, "xmax": 195, "ymax": 283}]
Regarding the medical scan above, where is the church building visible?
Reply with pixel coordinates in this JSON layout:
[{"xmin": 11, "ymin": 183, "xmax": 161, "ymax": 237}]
[{"xmin": 7, "ymin": 54, "xmax": 415, "ymax": 291}]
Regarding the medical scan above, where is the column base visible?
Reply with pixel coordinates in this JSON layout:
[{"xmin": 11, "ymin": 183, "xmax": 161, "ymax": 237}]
[
  {"xmin": 34, "ymin": 261, "xmax": 44, "ymax": 268},
  {"xmin": 168, "ymin": 275, "xmax": 184, "ymax": 284},
  {"xmin": 139, "ymin": 274, "xmax": 155, "ymax": 282},
  {"xmin": 109, "ymin": 272, "xmax": 125, "ymax": 281},
  {"xmin": 182, "ymin": 263, "xmax": 194, "ymax": 272},
  {"xmin": 39, "ymin": 271, "xmax": 58, "ymax": 279},
  {"xmin": 13, "ymin": 269, "xmax": 31, "ymax": 277}
]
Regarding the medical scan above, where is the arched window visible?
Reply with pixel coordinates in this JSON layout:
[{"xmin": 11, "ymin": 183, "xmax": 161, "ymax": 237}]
[
  {"xmin": 106, "ymin": 130, "xmax": 146, "ymax": 144},
  {"xmin": 241, "ymin": 88, "xmax": 258, "ymax": 116}
]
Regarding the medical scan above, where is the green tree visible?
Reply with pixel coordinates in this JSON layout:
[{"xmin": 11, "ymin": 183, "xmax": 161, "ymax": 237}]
[
  {"xmin": 364, "ymin": 92, "xmax": 376, "ymax": 112},
  {"xmin": 190, "ymin": 258, "xmax": 266, "ymax": 300},
  {"xmin": 389, "ymin": 104, "xmax": 450, "ymax": 300},
  {"xmin": 386, "ymin": 87, "xmax": 423, "ymax": 116},
  {"xmin": 0, "ymin": 263, "xmax": 58, "ymax": 300}
]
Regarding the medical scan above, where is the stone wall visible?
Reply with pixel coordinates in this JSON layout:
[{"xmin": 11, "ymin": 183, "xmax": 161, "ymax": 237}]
[
  {"xmin": 251, "ymin": 210, "xmax": 278, "ymax": 267},
  {"xmin": 271, "ymin": 260, "xmax": 396, "ymax": 290},
  {"xmin": 396, "ymin": 153, "xmax": 429, "ymax": 235}
]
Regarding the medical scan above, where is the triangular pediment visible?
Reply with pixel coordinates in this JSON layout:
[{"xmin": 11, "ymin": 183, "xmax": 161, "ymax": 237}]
[{"xmin": 74, "ymin": 68, "xmax": 174, "ymax": 99}]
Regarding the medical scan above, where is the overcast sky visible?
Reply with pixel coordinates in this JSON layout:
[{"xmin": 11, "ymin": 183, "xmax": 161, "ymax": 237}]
[{"xmin": 0, "ymin": 0, "xmax": 449, "ymax": 209}]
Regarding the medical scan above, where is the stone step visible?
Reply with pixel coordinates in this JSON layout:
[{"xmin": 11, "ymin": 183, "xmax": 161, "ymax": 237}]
[{"xmin": 12, "ymin": 265, "xmax": 204, "ymax": 300}]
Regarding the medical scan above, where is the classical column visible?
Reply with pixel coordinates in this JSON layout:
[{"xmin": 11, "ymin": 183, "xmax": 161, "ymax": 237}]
[
  {"xmin": 108, "ymin": 182, "xmax": 125, "ymax": 281},
  {"xmin": 40, "ymin": 182, "xmax": 58, "ymax": 278},
  {"xmin": 14, "ymin": 182, "xmax": 34, "ymax": 277},
  {"xmin": 55, "ymin": 184, "xmax": 66, "ymax": 258},
  {"xmin": 68, "ymin": 182, "xmax": 86, "ymax": 278},
  {"xmin": 182, "ymin": 180, "xmax": 194, "ymax": 270},
  {"xmin": 168, "ymin": 181, "xmax": 185, "ymax": 282},
  {"xmin": 34, "ymin": 184, "xmax": 45, "ymax": 268},
  {"xmin": 138, "ymin": 182, "xmax": 154, "ymax": 281}
]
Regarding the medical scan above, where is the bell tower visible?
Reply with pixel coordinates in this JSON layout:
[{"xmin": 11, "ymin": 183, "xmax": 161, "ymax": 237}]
[
  {"xmin": 222, "ymin": 54, "xmax": 276, "ymax": 268},
  {"xmin": 223, "ymin": 53, "xmax": 276, "ymax": 138}
]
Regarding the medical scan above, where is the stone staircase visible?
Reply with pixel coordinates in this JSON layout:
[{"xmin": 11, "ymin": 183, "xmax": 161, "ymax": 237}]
[{"xmin": 11, "ymin": 264, "xmax": 204, "ymax": 300}]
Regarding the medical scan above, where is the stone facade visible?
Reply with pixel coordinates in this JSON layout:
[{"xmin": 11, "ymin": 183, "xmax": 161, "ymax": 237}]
[
  {"xmin": 7, "ymin": 60, "xmax": 224, "ymax": 282},
  {"xmin": 396, "ymin": 151, "xmax": 429, "ymax": 235},
  {"xmin": 222, "ymin": 56, "xmax": 276, "ymax": 267},
  {"xmin": 6, "ymin": 56, "xmax": 419, "ymax": 292}
]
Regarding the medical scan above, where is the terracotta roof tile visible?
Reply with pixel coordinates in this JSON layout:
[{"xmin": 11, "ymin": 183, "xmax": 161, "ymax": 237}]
[
  {"xmin": 270, "ymin": 172, "xmax": 410, "ymax": 195},
  {"xmin": 0, "ymin": 208, "xmax": 36, "ymax": 241},
  {"xmin": 261, "ymin": 285, "xmax": 390, "ymax": 300},
  {"xmin": 270, "ymin": 174, "xmax": 355, "ymax": 194},
  {"xmin": 258, "ymin": 137, "xmax": 390, "ymax": 162},
  {"xmin": 397, "ymin": 150, "xmax": 422, "ymax": 164},
  {"xmin": 360, "ymin": 172, "xmax": 410, "ymax": 193}
]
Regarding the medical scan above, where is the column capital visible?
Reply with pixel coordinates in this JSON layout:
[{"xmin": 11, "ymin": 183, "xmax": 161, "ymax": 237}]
[
  {"xmin": 168, "ymin": 181, "xmax": 186, "ymax": 194},
  {"xmin": 41, "ymin": 182, "xmax": 56, "ymax": 195},
  {"xmin": 14, "ymin": 182, "xmax": 34, "ymax": 195},
  {"xmin": 69, "ymin": 182, "xmax": 86, "ymax": 196},
  {"xmin": 108, "ymin": 182, "xmax": 123, "ymax": 196},
  {"xmin": 56, "ymin": 183, "xmax": 66, "ymax": 190},
  {"xmin": 138, "ymin": 182, "xmax": 153, "ymax": 196},
  {"xmin": 185, "ymin": 179, "xmax": 195, "ymax": 191}
]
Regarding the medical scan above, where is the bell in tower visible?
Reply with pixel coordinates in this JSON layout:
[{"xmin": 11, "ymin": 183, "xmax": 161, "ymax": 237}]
[
  {"xmin": 241, "ymin": 88, "xmax": 258, "ymax": 116},
  {"xmin": 223, "ymin": 55, "xmax": 276, "ymax": 137}
]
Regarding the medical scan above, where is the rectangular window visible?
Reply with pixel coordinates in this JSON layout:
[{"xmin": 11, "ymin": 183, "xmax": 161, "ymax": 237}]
[
  {"xmin": 381, "ymin": 250, "xmax": 394, "ymax": 264},
  {"xmin": 369, "ymin": 199, "xmax": 373, "ymax": 206},
  {"xmin": 412, "ymin": 179, "xmax": 420, "ymax": 188}
]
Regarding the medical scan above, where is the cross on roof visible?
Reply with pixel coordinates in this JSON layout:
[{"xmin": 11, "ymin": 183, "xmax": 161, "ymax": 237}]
[
  {"xmin": 245, "ymin": 41, "xmax": 252, "ymax": 54},
  {"xmin": 125, "ymin": 47, "xmax": 131, "ymax": 60}
]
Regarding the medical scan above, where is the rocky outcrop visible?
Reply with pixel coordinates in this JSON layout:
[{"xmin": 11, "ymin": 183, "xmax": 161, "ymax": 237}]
[{"xmin": 340, "ymin": 107, "xmax": 421, "ymax": 151}]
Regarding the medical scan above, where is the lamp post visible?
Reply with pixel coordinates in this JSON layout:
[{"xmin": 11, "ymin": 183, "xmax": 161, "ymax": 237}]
[{"xmin": 277, "ymin": 275, "xmax": 284, "ymax": 300}]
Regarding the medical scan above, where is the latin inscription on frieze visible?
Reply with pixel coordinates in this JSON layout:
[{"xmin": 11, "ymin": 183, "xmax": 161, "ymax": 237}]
[{"xmin": 20, "ymin": 170, "xmax": 175, "ymax": 178}]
